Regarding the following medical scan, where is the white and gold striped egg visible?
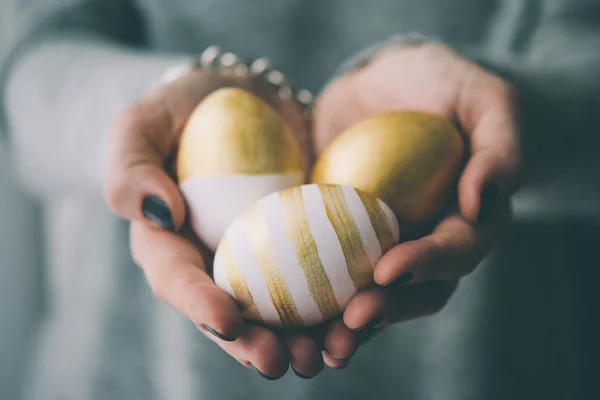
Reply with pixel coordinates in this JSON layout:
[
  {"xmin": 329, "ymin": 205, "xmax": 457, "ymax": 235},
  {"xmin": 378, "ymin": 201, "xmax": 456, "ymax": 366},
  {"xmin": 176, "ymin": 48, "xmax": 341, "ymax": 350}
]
[
  {"xmin": 213, "ymin": 183, "xmax": 400, "ymax": 328},
  {"xmin": 177, "ymin": 87, "xmax": 305, "ymax": 251}
]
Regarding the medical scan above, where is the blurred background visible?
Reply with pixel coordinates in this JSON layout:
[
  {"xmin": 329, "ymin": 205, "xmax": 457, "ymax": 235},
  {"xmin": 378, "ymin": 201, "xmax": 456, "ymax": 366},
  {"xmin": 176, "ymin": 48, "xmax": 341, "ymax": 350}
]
[{"xmin": 1, "ymin": 0, "xmax": 600, "ymax": 399}]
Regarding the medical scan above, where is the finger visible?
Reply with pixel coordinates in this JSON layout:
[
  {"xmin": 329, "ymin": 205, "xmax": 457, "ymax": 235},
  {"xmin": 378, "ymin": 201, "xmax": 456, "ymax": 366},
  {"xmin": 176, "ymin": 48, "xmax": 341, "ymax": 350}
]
[
  {"xmin": 323, "ymin": 319, "xmax": 359, "ymax": 361},
  {"xmin": 343, "ymin": 289, "xmax": 386, "ymax": 332},
  {"xmin": 130, "ymin": 221, "xmax": 244, "ymax": 340},
  {"xmin": 287, "ymin": 334, "xmax": 324, "ymax": 379},
  {"xmin": 200, "ymin": 323, "xmax": 289, "ymax": 380},
  {"xmin": 345, "ymin": 281, "xmax": 458, "ymax": 331},
  {"xmin": 457, "ymin": 74, "xmax": 523, "ymax": 223},
  {"xmin": 376, "ymin": 199, "xmax": 511, "ymax": 286},
  {"xmin": 321, "ymin": 327, "xmax": 382, "ymax": 369}
]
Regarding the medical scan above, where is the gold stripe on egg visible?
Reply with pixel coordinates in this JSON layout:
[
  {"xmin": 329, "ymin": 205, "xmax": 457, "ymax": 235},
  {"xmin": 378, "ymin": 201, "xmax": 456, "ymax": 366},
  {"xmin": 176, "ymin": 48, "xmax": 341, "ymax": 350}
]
[
  {"xmin": 357, "ymin": 191, "xmax": 397, "ymax": 254},
  {"xmin": 218, "ymin": 236, "xmax": 263, "ymax": 322},
  {"xmin": 279, "ymin": 187, "xmax": 342, "ymax": 319},
  {"xmin": 319, "ymin": 185, "xmax": 372, "ymax": 290},
  {"xmin": 239, "ymin": 205, "xmax": 304, "ymax": 328}
]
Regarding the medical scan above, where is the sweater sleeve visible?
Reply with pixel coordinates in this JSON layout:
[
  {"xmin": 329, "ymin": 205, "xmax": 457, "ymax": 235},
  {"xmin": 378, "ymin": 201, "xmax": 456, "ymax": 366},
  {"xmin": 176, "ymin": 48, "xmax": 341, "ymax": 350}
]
[
  {"xmin": 480, "ymin": 0, "xmax": 600, "ymax": 217},
  {"xmin": 0, "ymin": 0, "xmax": 194, "ymax": 194}
]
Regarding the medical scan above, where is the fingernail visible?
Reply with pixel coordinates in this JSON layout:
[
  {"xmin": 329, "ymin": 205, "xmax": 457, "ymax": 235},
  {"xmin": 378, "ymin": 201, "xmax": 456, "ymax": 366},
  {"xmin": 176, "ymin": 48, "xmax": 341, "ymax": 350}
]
[
  {"xmin": 200, "ymin": 323, "xmax": 237, "ymax": 342},
  {"xmin": 142, "ymin": 195, "xmax": 174, "ymax": 231},
  {"xmin": 383, "ymin": 272, "xmax": 413, "ymax": 287},
  {"xmin": 249, "ymin": 363, "xmax": 278, "ymax": 381},
  {"xmin": 477, "ymin": 183, "xmax": 499, "ymax": 225},
  {"xmin": 352, "ymin": 314, "xmax": 385, "ymax": 332},
  {"xmin": 290, "ymin": 364, "xmax": 313, "ymax": 380}
]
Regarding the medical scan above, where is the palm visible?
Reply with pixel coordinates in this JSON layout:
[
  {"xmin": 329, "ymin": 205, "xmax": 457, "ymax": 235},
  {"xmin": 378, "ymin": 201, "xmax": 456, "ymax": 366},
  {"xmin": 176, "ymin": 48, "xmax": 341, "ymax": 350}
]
[{"xmin": 313, "ymin": 44, "xmax": 472, "ymax": 154}]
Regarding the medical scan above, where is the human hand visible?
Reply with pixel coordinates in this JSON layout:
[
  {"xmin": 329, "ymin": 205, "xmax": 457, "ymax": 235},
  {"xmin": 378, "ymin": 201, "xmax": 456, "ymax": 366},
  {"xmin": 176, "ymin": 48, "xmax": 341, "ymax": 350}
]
[
  {"xmin": 104, "ymin": 60, "xmax": 357, "ymax": 379},
  {"xmin": 313, "ymin": 41, "xmax": 522, "ymax": 352}
]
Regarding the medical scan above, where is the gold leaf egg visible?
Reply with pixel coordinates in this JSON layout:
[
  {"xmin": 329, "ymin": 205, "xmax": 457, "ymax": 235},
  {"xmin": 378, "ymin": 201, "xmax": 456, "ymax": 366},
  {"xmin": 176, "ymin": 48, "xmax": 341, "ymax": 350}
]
[
  {"xmin": 213, "ymin": 183, "xmax": 400, "ymax": 328},
  {"xmin": 177, "ymin": 87, "xmax": 304, "ymax": 180},
  {"xmin": 176, "ymin": 88, "xmax": 306, "ymax": 251},
  {"xmin": 312, "ymin": 111, "xmax": 464, "ymax": 234}
]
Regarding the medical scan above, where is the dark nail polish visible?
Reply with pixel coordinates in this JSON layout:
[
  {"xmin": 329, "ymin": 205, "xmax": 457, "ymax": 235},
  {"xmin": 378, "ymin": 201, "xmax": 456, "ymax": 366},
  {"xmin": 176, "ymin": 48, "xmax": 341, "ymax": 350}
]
[
  {"xmin": 383, "ymin": 272, "xmax": 413, "ymax": 287},
  {"xmin": 142, "ymin": 195, "xmax": 174, "ymax": 231},
  {"xmin": 250, "ymin": 363, "xmax": 278, "ymax": 381},
  {"xmin": 201, "ymin": 324, "xmax": 237, "ymax": 342},
  {"xmin": 352, "ymin": 314, "xmax": 385, "ymax": 332},
  {"xmin": 290, "ymin": 364, "xmax": 312, "ymax": 380},
  {"xmin": 477, "ymin": 183, "xmax": 499, "ymax": 225}
]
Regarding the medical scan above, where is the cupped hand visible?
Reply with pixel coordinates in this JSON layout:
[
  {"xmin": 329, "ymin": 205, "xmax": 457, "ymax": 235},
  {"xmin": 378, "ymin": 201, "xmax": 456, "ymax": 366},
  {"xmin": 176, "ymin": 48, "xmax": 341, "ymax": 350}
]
[
  {"xmin": 104, "ymin": 66, "xmax": 356, "ymax": 379},
  {"xmin": 313, "ymin": 42, "xmax": 523, "ymax": 351}
]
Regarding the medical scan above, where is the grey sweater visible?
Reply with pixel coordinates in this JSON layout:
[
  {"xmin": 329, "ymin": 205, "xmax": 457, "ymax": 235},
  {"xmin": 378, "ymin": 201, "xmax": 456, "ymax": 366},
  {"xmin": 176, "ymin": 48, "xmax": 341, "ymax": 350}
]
[{"xmin": 1, "ymin": 1, "xmax": 599, "ymax": 399}]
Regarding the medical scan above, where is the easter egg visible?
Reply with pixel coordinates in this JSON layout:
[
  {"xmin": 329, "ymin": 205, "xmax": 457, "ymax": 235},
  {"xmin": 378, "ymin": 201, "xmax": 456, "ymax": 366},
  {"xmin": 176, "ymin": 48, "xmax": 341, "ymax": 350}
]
[
  {"xmin": 213, "ymin": 183, "xmax": 400, "ymax": 328},
  {"xmin": 177, "ymin": 87, "xmax": 305, "ymax": 251},
  {"xmin": 312, "ymin": 111, "xmax": 464, "ymax": 233}
]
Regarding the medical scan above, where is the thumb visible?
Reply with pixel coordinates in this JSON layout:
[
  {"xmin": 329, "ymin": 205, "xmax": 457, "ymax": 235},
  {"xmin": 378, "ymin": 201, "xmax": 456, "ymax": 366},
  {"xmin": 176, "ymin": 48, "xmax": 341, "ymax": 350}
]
[
  {"xmin": 457, "ymin": 76, "xmax": 523, "ymax": 224},
  {"xmin": 104, "ymin": 96, "xmax": 186, "ymax": 231},
  {"xmin": 458, "ymin": 149, "xmax": 518, "ymax": 225},
  {"xmin": 104, "ymin": 69, "xmax": 225, "ymax": 231}
]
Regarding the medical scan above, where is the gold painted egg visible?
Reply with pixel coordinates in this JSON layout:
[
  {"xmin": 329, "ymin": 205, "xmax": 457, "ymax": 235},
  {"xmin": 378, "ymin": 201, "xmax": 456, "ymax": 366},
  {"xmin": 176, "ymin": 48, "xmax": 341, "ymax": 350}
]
[
  {"xmin": 213, "ymin": 183, "xmax": 400, "ymax": 328},
  {"xmin": 312, "ymin": 111, "xmax": 464, "ymax": 233},
  {"xmin": 177, "ymin": 87, "xmax": 305, "ymax": 251}
]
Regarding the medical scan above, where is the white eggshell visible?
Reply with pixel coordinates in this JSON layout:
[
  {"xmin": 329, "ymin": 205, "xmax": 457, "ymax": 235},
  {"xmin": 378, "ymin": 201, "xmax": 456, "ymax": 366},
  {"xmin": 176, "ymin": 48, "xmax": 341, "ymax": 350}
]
[
  {"xmin": 213, "ymin": 183, "xmax": 400, "ymax": 328},
  {"xmin": 180, "ymin": 172, "xmax": 304, "ymax": 251}
]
